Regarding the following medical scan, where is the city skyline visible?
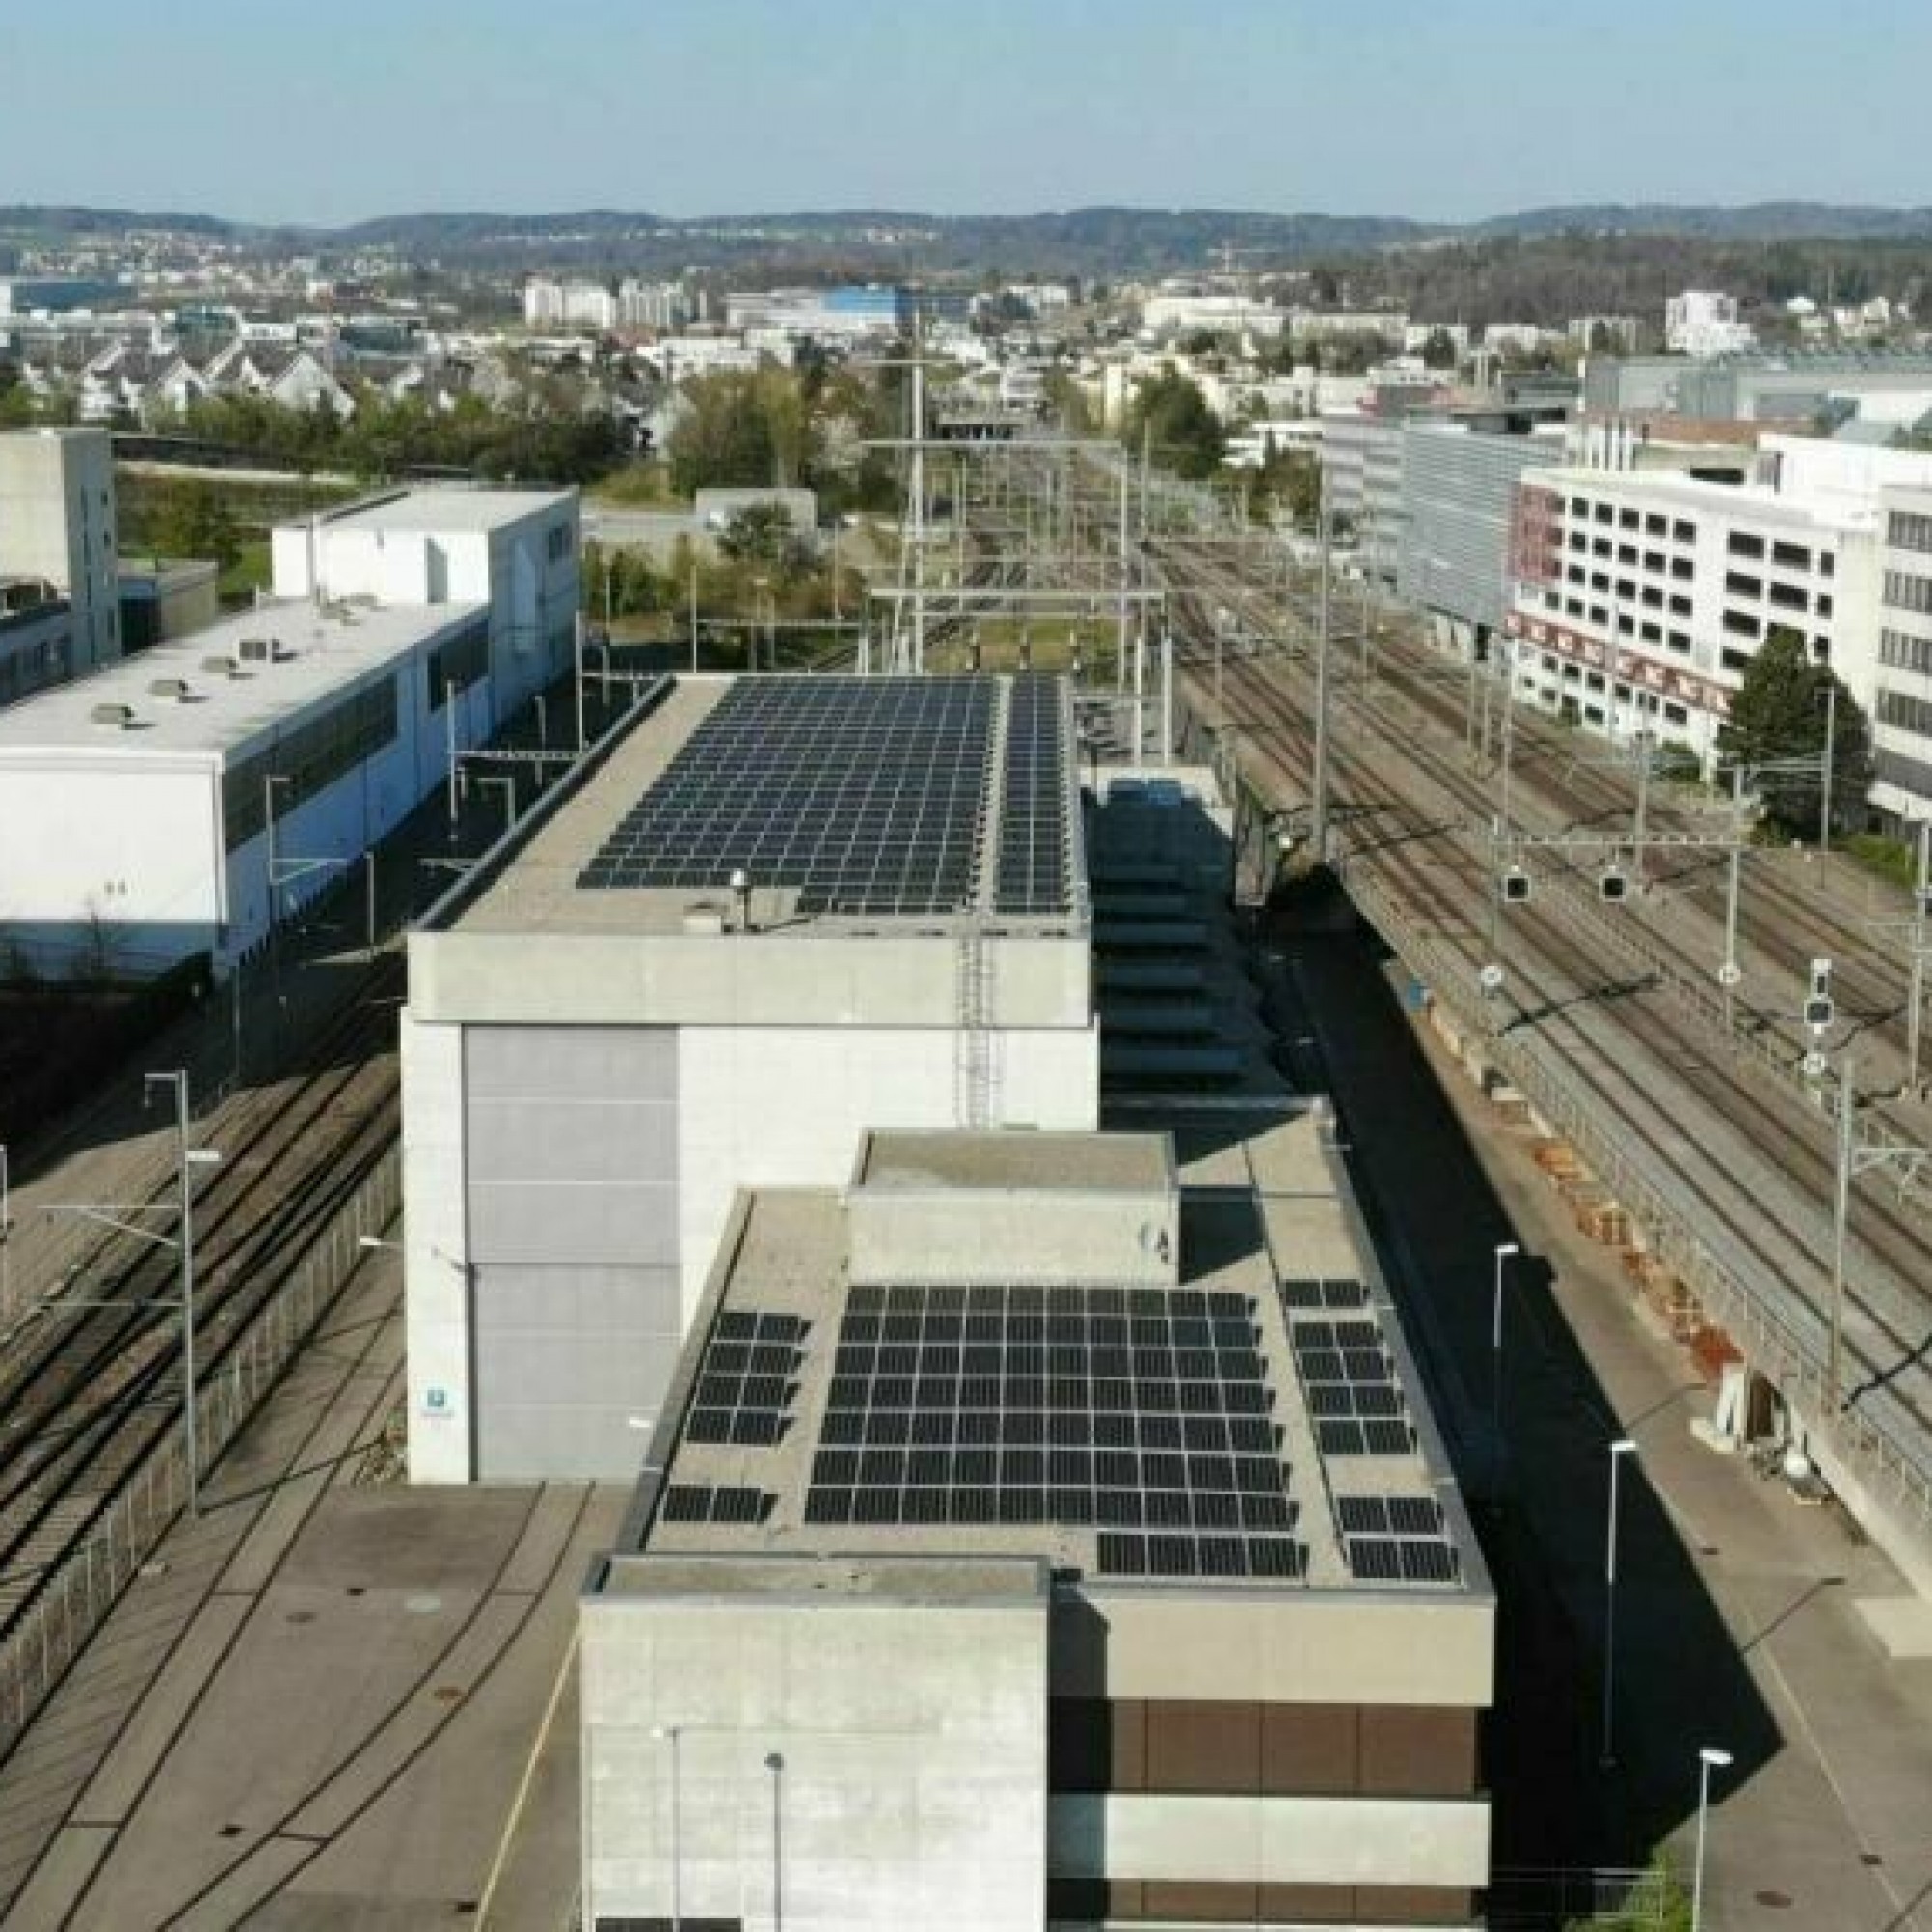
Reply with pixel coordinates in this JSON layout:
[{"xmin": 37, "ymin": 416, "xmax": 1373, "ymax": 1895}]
[{"xmin": 3, "ymin": 0, "xmax": 1931, "ymax": 227}]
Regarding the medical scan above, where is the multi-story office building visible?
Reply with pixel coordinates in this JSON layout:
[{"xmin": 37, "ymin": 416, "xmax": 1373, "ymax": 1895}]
[
  {"xmin": 1874, "ymin": 492, "xmax": 1932, "ymax": 829},
  {"xmin": 1503, "ymin": 440, "xmax": 1932, "ymax": 775},
  {"xmin": 1665, "ymin": 290, "xmax": 1755, "ymax": 359},
  {"xmin": 1319, "ymin": 413, "xmax": 1407, "ymax": 582},
  {"xmin": 0, "ymin": 427, "xmax": 120, "ymax": 704},
  {"xmin": 1398, "ymin": 423, "xmax": 1565, "ymax": 652},
  {"xmin": 616, "ymin": 278, "xmax": 695, "ymax": 331}
]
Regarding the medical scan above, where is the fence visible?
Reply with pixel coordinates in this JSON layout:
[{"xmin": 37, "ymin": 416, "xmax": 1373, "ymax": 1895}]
[
  {"xmin": 1489, "ymin": 1864, "xmax": 1675, "ymax": 1928},
  {"xmin": 0, "ymin": 1143, "xmax": 400, "ymax": 1752},
  {"xmin": 1336, "ymin": 852, "xmax": 1932, "ymax": 1534}
]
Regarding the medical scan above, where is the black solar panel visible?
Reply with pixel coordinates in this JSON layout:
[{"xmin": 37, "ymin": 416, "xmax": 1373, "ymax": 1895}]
[
  {"xmin": 802, "ymin": 1283, "xmax": 1304, "ymax": 1581},
  {"xmin": 994, "ymin": 675, "xmax": 1073, "ymax": 914},
  {"xmin": 658, "ymin": 1483, "xmax": 774, "ymax": 1528},
  {"xmin": 576, "ymin": 675, "xmax": 1076, "ymax": 920},
  {"xmin": 683, "ymin": 1310, "xmax": 808, "ymax": 1448}
]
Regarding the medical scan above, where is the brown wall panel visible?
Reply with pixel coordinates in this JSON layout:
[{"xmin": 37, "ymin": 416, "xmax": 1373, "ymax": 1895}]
[
  {"xmin": 1111, "ymin": 1697, "xmax": 1148, "ymax": 1792},
  {"xmin": 1145, "ymin": 1700, "xmax": 1263, "ymax": 1794},
  {"xmin": 1259, "ymin": 1881, "xmax": 1360, "ymax": 1919},
  {"xmin": 1261, "ymin": 1701, "xmax": 1361, "ymax": 1794},
  {"xmin": 1140, "ymin": 1879, "xmax": 1259, "ymax": 1921},
  {"xmin": 1359, "ymin": 1706, "xmax": 1478, "ymax": 1797},
  {"xmin": 1354, "ymin": 1883, "xmax": 1475, "ymax": 1924}
]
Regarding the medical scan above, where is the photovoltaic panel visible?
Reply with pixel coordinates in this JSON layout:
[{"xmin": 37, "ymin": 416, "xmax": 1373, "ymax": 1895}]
[
  {"xmin": 801, "ymin": 1283, "xmax": 1304, "ymax": 1582},
  {"xmin": 683, "ymin": 1310, "xmax": 809, "ymax": 1447},
  {"xmin": 994, "ymin": 674, "xmax": 1073, "ymax": 915}
]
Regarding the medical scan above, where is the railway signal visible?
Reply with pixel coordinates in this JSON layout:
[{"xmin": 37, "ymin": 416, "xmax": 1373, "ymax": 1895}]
[{"xmin": 1805, "ymin": 958, "xmax": 1834, "ymax": 1035}]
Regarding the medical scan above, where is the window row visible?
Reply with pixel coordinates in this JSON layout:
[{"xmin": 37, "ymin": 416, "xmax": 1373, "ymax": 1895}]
[
  {"xmin": 224, "ymin": 677, "xmax": 400, "ymax": 850},
  {"xmin": 1880, "ymin": 628, "xmax": 1932, "ymax": 677}
]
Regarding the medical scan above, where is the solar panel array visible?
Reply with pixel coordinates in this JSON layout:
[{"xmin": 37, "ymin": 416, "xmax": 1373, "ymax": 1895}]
[
  {"xmin": 802, "ymin": 1284, "xmax": 1306, "ymax": 1581},
  {"xmin": 578, "ymin": 678, "xmax": 993, "ymax": 914},
  {"xmin": 1285, "ymin": 1301, "xmax": 1419, "ymax": 1460},
  {"xmin": 575, "ymin": 675, "xmax": 1076, "ymax": 920},
  {"xmin": 685, "ymin": 1311, "xmax": 810, "ymax": 1447},
  {"xmin": 1336, "ymin": 1494, "xmax": 1461, "ymax": 1586},
  {"xmin": 660, "ymin": 1484, "xmax": 776, "ymax": 1526},
  {"xmin": 993, "ymin": 674, "xmax": 1072, "ymax": 915},
  {"xmin": 1280, "ymin": 1276, "xmax": 1372, "ymax": 1312}
]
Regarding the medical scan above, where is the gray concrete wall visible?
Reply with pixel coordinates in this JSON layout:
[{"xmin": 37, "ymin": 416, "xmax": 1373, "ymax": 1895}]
[
  {"xmin": 582, "ymin": 1581, "xmax": 1051, "ymax": 1931},
  {"xmin": 848, "ymin": 1186, "xmax": 1179, "ymax": 1289}
]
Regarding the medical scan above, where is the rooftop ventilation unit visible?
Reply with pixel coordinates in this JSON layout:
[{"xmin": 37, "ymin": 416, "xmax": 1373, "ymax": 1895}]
[
  {"xmin": 239, "ymin": 637, "xmax": 273, "ymax": 663},
  {"xmin": 200, "ymin": 655, "xmax": 239, "ymax": 677},
  {"xmin": 148, "ymin": 677, "xmax": 192, "ymax": 702},
  {"xmin": 90, "ymin": 702, "xmax": 137, "ymax": 728}
]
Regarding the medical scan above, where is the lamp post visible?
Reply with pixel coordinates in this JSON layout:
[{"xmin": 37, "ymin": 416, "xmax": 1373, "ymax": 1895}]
[
  {"xmin": 765, "ymin": 1750, "xmax": 785, "ymax": 1932},
  {"xmin": 1818, "ymin": 680, "xmax": 1838, "ymax": 857},
  {"xmin": 1602, "ymin": 1437, "xmax": 1639, "ymax": 1768},
  {"xmin": 651, "ymin": 1724, "xmax": 684, "ymax": 1932},
  {"xmin": 1492, "ymin": 1242, "xmax": 1519, "ymax": 1502},
  {"xmin": 1691, "ymin": 1746, "xmax": 1734, "ymax": 1931}
]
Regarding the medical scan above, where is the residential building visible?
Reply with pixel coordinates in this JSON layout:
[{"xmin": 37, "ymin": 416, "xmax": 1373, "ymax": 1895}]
[
  {"xmin": 0, "ymin": 427, "xmax": 120, "ymax": 699},
  {"xmin": 1666, "ymin": 291, "xmax": 1756, "ymax": 359},
  {"xmin": 1141, "ymin": 293, "xmax": 1288, "ymax": 340},
  {"xmin": 616, "ymin": 278, "xmax": 694, "ymax": 331},
  {"xmin": 523, "ymin": 277, "xmax": 619, "ymax": 331}
]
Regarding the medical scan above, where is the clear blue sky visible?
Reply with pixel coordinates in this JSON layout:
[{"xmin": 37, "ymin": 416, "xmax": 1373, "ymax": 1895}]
[{"xmin": 4, "ymin": 0, "xmax": 1928, "ymax": 228}]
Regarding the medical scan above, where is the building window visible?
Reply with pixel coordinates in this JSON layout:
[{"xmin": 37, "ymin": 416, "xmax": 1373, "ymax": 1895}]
[
  {"xmin": 1885, "ymin": 570, "xmax": 1932, "ymax": 616},
  {"xmin": 1595, "ymin": 503, "xmax": 1614, "ymax": 524},
  {"xmin": 1644, "ymin": 551, "xmax": 1665, "ymax": 573},
  {"xmin": 1664, "ymin": 701, "xmax": 1689, "ymax": 724},
  {"xmin": 1640, "ymin": 621, "xmax": 1662, "ymax": 643},
  {"xmin": 1669, "ymin": 594, "xmax": 1692, "ymax": 616},
  {"xmin": 1673, "ymin": 520, "xmax": 1697, "ymax": 543},
  {"xmin": 1881, "ymin": 628, "xmax": 1932, "ymax": 676},
  {"xmin": 1721, "ymin": 646, "xmax": 1752, "ymax": 671},
  {"xmin": 1617, "ymin": 544, "xmax": 1638, "ymax": 565},
  {"xmin": 1729, "ymin": 532, "xmax": 1766, "ymax": 559},
  {"xmin": 1889, "ymin": 511, "xmax": 1932, "ymax": 554},
  {"xmin": 1771, "ymin": 539, "xmax": 1812, "ymax": 570},
  {"xmin": 1667, "ymin": 630, "xmax": 1691, "ymax": 653},
  {"xmin": 1619, "ymin": 508, "xmax": 1639, "ymax": 529},
  {"xmin": 1768, "ymin": 582, "xmax": 1808, "ymax": 612},
  {"xmin": 223, "ymin": 675, "xmax": 400, "ymax": 850},
  {"xmin": 1645, "ymin": 513, "xmax": 1667, "ymax": 536},
  {"xmin": 1878, "ymin": 688, "xmax": 1932, "ymax": 739},
  {"xmin": 1722, "ymin": 610, "xmax": 1762, "ymax": 639},
  {"xmin": 1725, "ymin": 572, "xmax": 1763, "ymax": 599},
  {"xmin": 426, "ymin": 617, "xmax": 492, "ymax": 706},
  {"xmin": 1671, "ymin": 558, "xmax": 1694, "ymax": 581}
]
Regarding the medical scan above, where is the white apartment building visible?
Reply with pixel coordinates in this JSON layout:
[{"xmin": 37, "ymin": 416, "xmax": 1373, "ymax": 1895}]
[
  {"xmin": 1665, "ymin": 290, "xmax": 1756, "ymax": 359},
  {"xmin": 1505, "ymin": 439, "xmax": 1932, "ymax": 787},
  {"xmin": 1141, "ymin": 294, "xmax": 1288, "ymax": 340},
  {"xmin": 522, "ymin": 277, "xmax": 618, "ymax": 331},
  {"xmin": 617, "ymin": 278, "xmax": 694, "ymax": 331}
]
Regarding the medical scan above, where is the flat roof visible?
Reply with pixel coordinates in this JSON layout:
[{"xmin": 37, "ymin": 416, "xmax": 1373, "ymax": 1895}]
[
  {"xmin": 447, "ymin": 672, "xmax": 1087, "ymax": 937},
  {"xmin": 858, "ymin": 1129, "xmax": 1172, "ymax": 1194},
  {"xmin": 318, "ymin": 485, "xmax": 573, "ymax": 536},
  {"xmin": 1533, "ymin": 465, "xmax": 1874, "ymax": 533},
  {"xmin": 0, "ymin": 597, "xmax": 483, "ymax": 760},
  {"xmin": 622, "ymin": 1112, "xmax": 1480, "ymax": 1601}
]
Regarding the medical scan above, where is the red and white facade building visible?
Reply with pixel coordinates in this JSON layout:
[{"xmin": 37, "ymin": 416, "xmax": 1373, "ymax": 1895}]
[{"xmin": 1502, "ymin": 437, "xmax": 1932, "ymax": 781}]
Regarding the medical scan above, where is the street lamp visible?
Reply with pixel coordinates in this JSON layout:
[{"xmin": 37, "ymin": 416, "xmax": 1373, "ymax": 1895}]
[
  {"xmin": 765, "ymin": 1750, "xmax": 785, "ymax": 1932},
  {"xmin": 651, "ymin": 1723, "xmax": 684, "ymax": 1932},
  {"xmin": 1492, "ymin": 1242, "xmax": 1520, "ymax": 1502},
  {"xmin": 1601, "ymin": 1437, "xmax": 1639, "ymax": 1767},
  {"xmin": 1691, "ymin": 1746, "xmax": 1734, "ymax": 1930}
]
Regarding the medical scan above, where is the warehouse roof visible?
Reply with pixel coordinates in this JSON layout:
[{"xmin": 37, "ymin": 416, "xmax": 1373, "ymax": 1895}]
[
  {"xmin": 0, "ymin": 597, "xmax": 484, "ymax": 760},
  {"xmin": 622, "ymin": 1111, "xmax": 1481, "ymax": 1600},
  {"xmin": 319, "ymin": 484, "xmax": 573, "ymax": 535},
  {"xmin": 446, "ymin": 671, "xmax": 1088, "ymax": 936}
]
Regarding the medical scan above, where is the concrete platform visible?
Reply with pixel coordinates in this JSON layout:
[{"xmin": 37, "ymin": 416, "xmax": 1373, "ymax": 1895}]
[{"xmin": 0, "ymin": 1243, "xmax": 625, "ymax": 1930}]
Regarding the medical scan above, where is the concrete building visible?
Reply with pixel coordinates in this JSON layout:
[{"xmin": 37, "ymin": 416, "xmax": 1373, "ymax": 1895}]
[
  {"xmin": 580, "ymin": 1114, "xmax": 1493, "ymax": 1931},
  {"xmin": 0, "ymin": 427, "xmax": 120, "ymax": 700},
  {"xmin": 1141, "ymin": 293, "xmax": 1288, "ymax": 341},
  {"xmin": 617, "ymin": 278, "xmax": 695, "ymax": 331},
  {"xmin": 270, "ymin": 485, "xmax": 580, "ymax": 724},
  {"xmin": 1873, "ymin": 491, "xmax": 1932, "ymax": 829},
  {"xmin": 523, "ymin": 277, "xmax": 619, "ymax": 331},
  {"xmin": 0, "ymin": 598, "xmax": 489, "ymax": 978},
  {"xmin": 0, "ymin": 485, "xmax": 579, "ymax": 977},
  {"xmin": 399, "ymin": 673, "xmax": 1097, "ymax": 1485},
  {"xmin": 1320, "ymin": 412, "xmax": 1408, "ymax": 581},
  {"xmin": 1665, "ymin": 290, "xmax": 1755, "ymax": 359},
  {"xmin": 1399, "ymin": 423, "xmax": 1565, "ymax": 650},
  {"xmin": 1584, "ymin": 349, "xmax": 1932, "ymax": 425},
  {"xmin": 1504, "ymin": 437, "xmax": 1932, "ymax": 773},
  {"xmin": 117, "ymin": 557, "xmax": 220, "ymax": 653}
]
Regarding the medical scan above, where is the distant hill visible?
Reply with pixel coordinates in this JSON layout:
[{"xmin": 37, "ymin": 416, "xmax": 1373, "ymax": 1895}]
[{"xmin": 8, "ymin": 201, "xmax": 1932, "ymax": 278}]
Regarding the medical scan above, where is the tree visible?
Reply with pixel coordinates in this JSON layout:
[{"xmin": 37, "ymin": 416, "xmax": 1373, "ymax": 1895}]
[
  {"xmin": 148, "ymin": 480, "xmax": 242, "ymax": 572},
  {"xmin": 1419, "ymin": 327, "xmax": 1460, "ymax": 371},
  {"xmin": 1715, "ymin": 626, "xmax": 1874, "ymax": 840},
  {"xmin": 1126, "ymin": 368, "xmax": 1226, "ymax": 481},
  {"xmin": 717, "ymin": 502, "xmax": 810, "ymax": 581}
]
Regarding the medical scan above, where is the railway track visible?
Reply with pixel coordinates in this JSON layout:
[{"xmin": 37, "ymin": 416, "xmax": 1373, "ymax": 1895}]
[
  {"xmin": 1139, "ymin": 537, "xmax": 1932, "ymax": 1508},
  {"xmin": 0, "ymin": 953, "xmax": 404, "ymax": 1647}
]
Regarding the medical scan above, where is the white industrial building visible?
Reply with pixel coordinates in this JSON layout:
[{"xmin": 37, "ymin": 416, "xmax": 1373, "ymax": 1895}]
[
  {"xmin": 580, "ymin": 1116, "xmax": 1493, "ymax": 1931},
  {"xmin": 399, "ymin": 672, "xmax": 1097, "ymax": 1484},
  {"xmin": 271, "ymin": 485, "xmax": 580, "ymax": 723},
  {"xmin": 0, "ymin": 485, "xmax": 579, "ymax": 978},
  {"xmin": 1665, "ymin": 289, "xmax": 1756, "ymax": 359},
  {"xmin": 1874, "ymin": 489, "xmax": 1932, "ymax": 829},
  {"xmin": 522, "ymin": 277, "xmax": 619, "ymax": 331},
  {"xmin": 0, "ymin": 427, "xmax": 120, "ymax": 705}
]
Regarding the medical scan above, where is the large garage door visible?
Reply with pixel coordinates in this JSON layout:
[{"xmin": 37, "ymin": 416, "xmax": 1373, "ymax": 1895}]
[{"xmin": 466, "ymin": 1025, "xmax": 681, "ymax": 1478}]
